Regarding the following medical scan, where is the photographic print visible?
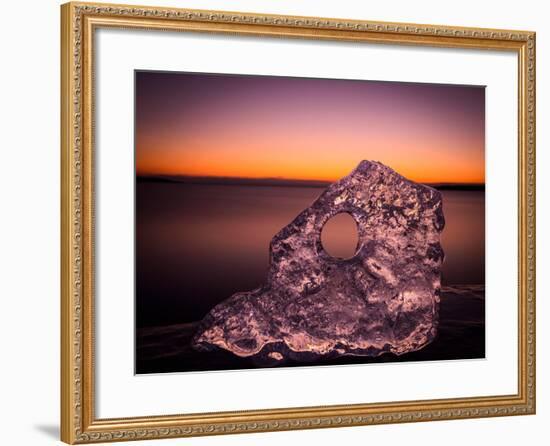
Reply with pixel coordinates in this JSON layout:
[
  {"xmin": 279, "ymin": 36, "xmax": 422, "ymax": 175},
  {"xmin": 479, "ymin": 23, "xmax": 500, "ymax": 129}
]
[{"xmin": 135, "ymin": 71, "xmax": 485, "ymax": 374}]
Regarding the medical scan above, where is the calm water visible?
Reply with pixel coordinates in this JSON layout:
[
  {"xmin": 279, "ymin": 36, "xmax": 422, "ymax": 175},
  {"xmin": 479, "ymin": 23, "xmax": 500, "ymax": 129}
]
[{"xmin": 136, "ymin": 182, "xmax": 485, "ymax": 328}]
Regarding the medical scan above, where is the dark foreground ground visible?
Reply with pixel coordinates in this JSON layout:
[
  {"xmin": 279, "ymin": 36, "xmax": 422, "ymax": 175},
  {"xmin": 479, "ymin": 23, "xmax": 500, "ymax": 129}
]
[{"xmin": 136, "ymin": 285, "xmax": 485, "ymax": 374}]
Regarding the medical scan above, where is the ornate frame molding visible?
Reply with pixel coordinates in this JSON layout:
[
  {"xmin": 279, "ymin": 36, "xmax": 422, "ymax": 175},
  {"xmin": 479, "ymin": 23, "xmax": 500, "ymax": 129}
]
[{"xmin": 60, "ymin": 2, "xmax": 536, "ymax": 444}]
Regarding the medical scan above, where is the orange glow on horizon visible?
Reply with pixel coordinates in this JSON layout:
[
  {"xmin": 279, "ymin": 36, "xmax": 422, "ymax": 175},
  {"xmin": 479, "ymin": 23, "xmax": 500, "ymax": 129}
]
[{"xmin": 136, "ymin": 138, "xmax": 485, "ymax": 184}]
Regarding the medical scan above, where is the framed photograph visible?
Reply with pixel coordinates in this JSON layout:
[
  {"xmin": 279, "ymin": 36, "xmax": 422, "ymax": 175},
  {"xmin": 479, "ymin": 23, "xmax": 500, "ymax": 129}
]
[{"xmin": 60, "ymin": 2, "xmax": 536, "ymax": 443}]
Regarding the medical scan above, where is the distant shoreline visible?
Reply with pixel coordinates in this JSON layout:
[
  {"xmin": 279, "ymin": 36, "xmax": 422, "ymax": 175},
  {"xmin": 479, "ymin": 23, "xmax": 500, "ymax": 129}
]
[
  {"xmin": 137, "ymin": 175, "xmax": 485, "ymax": 191},
  {"xmin": 137, "ymin": 175, "xmax": 330, "ymax": 189}
]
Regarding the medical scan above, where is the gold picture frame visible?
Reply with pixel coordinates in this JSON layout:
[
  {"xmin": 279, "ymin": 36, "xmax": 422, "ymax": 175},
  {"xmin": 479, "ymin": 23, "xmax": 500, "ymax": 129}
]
[{"xmin": 60, "ymin": 2, "xmax": 536, "ymax": 443}]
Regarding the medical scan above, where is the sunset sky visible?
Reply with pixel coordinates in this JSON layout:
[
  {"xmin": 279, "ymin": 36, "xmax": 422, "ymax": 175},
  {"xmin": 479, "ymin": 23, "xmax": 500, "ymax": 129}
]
[{"xmin": 135, "ymin": 71, "xmax": 485, "ymax": 184}]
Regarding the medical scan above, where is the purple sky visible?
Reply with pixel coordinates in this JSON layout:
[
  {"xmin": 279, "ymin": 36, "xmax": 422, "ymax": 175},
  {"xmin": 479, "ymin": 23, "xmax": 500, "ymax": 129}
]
[{"xmin": 135, "ymin": 71, "xmax": 485, "ymax": 183}]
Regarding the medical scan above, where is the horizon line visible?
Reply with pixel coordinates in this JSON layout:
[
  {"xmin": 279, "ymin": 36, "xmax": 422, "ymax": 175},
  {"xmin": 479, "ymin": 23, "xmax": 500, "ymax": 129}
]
[{"xmin": 136, "ymin": 173, "xmax": 485, "ymax": 188}]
